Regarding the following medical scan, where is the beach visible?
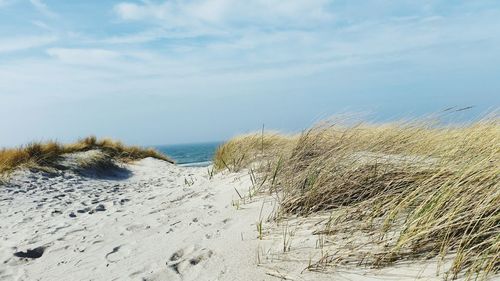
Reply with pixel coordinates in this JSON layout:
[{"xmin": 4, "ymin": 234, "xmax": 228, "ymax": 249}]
[
  {"xmin": 2, "ymin": 0, "xmax": 499, "ymax": 279},
  {"xmin": 1, "ymin": 156, "xmax": 266, "ymax": 280},
  {"xmin": 0, "ymin": 152, "xmax": 472, "ymax": 281}
]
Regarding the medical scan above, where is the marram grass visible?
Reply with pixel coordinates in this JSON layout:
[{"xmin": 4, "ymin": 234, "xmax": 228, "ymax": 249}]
[
  {"xmin": 0, "ymin": 136, "xmax": 172, "ymax": 175},
  {"xmin": 214, "ymin": 117, "xmax": 499, "ymax": 280},
  {"xmin": 213, "ymin": 132, "xmax": 296, "ymax": 172}
]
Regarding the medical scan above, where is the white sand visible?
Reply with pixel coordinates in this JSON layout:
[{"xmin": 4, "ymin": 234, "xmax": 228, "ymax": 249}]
[{"xmin": 0, "ymin": 155, "xmax": 490, "ymax": 280}]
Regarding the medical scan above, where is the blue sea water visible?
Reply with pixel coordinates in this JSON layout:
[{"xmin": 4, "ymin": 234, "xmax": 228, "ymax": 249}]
[{"xmin": 156, "ymin": 142, "xmax": 222, "ymax": 167}]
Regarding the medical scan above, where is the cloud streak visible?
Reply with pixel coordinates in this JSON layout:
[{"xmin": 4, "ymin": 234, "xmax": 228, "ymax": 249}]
[
  {"xmin": 46, "ymin": 48, "xmax": 121, "ymax": 64},
  {"xmin": 0, "ymin": 35, "xmax": 57, "ymax": 53},
  {"xmin": 30, "ymin": 0, "xmax": 58, "ymax": 18},
  {"xmin": 114, "ymin": 0, "xmax": 333, "ymax": 29}
]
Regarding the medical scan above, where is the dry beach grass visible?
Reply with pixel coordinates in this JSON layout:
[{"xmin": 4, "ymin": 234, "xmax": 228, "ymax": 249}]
[
  {"xmin": 0, "ymin": 136, "xmax": 172, "ymax": 176},
  {"xmin": 214, "ymin": 116, "xmax": 499, "ymax": 280}
]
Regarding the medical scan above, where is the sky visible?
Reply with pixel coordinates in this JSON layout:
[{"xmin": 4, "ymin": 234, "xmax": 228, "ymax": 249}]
[{"xmin": 0, "ymin": 0, "xmax": 499, "ymax": 146}]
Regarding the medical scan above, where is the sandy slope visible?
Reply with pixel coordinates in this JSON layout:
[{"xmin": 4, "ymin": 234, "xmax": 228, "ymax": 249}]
[
  {"xmin": 0, "ymin": 157, "xmax": 494, "ymax": 281},
  {"xmin": 1, "ymin": 157, "xmax": 265, "ymax": 280}
]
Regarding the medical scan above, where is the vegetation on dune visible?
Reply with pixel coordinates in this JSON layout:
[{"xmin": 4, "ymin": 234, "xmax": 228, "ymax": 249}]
[
  {"xmin": 0, "ymin": 136, "xmax": 173, "ymax": 175},
  {"xmin": 214, "ymin": 116, "xmax": 500, "ymax": 280},
  {"xmin": 213, "ymin": 132, "xmax": 296, "ymax": 172}
]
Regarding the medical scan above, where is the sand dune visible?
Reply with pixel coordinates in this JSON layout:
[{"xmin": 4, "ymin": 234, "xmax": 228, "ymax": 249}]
[{"xmin": 0, "ymin": 155, "xmax": 484, "ymax": 280}]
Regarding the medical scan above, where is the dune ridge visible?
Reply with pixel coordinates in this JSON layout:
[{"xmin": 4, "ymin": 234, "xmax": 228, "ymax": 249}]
[
  {"xmin": 214, "ymin": 116, "xmax": 500, "ymax": 280},
  {"xmin": 0, "ymin": 136, "xmax": 172, "ymax": 181}
]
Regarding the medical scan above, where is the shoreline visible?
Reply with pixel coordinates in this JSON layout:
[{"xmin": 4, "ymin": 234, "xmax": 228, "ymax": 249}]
[{"xmin": 177, "ymin": 161, "xmax": 213, "ymax": 167}]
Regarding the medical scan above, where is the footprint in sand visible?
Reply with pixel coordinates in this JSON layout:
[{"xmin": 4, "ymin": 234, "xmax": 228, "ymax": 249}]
[
  {"xmin": 125, "ymin": 223, "xmax": 147, "ymax": 232},
  {"xmin": 105, "ymin": 244, "xmax": 131, "ymax": 263},
  {"xmin": 13, "ymin": 246, "xmax": 46, "ymax": 259},
  {"xmin": 166, "ymin": 245, "xmax": 213, "ymax": 275}
]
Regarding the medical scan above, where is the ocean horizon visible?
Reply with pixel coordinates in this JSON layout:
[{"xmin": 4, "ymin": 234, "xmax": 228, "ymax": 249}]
[{"xmin": 155, "ymin": 141, "xmax": 222, "ymax": 167}]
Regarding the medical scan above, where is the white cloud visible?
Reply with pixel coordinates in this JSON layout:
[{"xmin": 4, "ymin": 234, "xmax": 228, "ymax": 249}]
[
  {"xmin": 101, "ymin": 27, "xmax": 227, "ymax": 44},
  {"xmin": 0, "ymin": 35, "xmax": 57, "ymax": 53},
  {"xmin": 31, "ymin": 20, "xmax": 53, "ymax": 31},
  {"xmin": 108, "ymin": 0, "xmax": 500, "ymax": 68},
  {"xmin": 4, "ymin": 2, "xmax": 500, "ymax": 99},
  {"xmin": 102, "ymin": 29, "xmax": 180, "ymax": 44},
  {"xmin": 46, "ymin": 48, "xmax": 121, "ymax": 64},
  {"xmin": 114, "ymin": 0, "xmax": 333, "ymax": 29},
  {"xmin": 30, "ymin": 0, "xmax": 58, "ymax": 18}
]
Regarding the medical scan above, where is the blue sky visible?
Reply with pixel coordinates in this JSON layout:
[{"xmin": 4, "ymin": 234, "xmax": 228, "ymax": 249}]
[{"xmin": 0, "ymin": 0, "xmax": 499, "ymax": 146}]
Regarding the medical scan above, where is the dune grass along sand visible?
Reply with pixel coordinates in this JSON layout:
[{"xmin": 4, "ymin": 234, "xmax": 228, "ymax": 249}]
[
  {"xmin": 213, "ymin": 116, "xmax": 499, "ymax": 280},
  {"xmin": 0, "ymin": 118, "xmax": 498, "ymax": 281}
]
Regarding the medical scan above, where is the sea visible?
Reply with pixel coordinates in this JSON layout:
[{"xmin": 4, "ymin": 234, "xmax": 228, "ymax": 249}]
[{"xmin": 155, "ymin": 142, "xmax": 222, "ymax": 167}]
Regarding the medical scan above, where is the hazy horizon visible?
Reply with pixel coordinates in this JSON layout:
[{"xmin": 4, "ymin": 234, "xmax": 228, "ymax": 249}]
[{"xmin": 1, "ymin": 1, "xmax": 499, "ymax": 147}]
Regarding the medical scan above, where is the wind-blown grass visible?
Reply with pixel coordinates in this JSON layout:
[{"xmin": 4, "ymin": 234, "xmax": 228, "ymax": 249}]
[
  {"xmin": 0, "ymin": 136, "xmax": 173, "ymax": 175},
  {"xmin": 214, "ymin": 116, "xmax": 499, "ymax": 280},
  {"xmin": 213, "ymin": 132, "xmax": 295, "ymax": 172}
]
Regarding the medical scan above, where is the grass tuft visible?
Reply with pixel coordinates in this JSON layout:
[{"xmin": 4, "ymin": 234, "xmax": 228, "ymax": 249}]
[
  {"xmin": 213, "ymin": 132, "xmax": 294, "ymax": 172},
  {"xmin": 0, "ymin": 136, "xmax": 173, "ymax": 175},
  {"xmin": 214, "ymin": 116, "xmax": 499, "ymax": 280}
]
